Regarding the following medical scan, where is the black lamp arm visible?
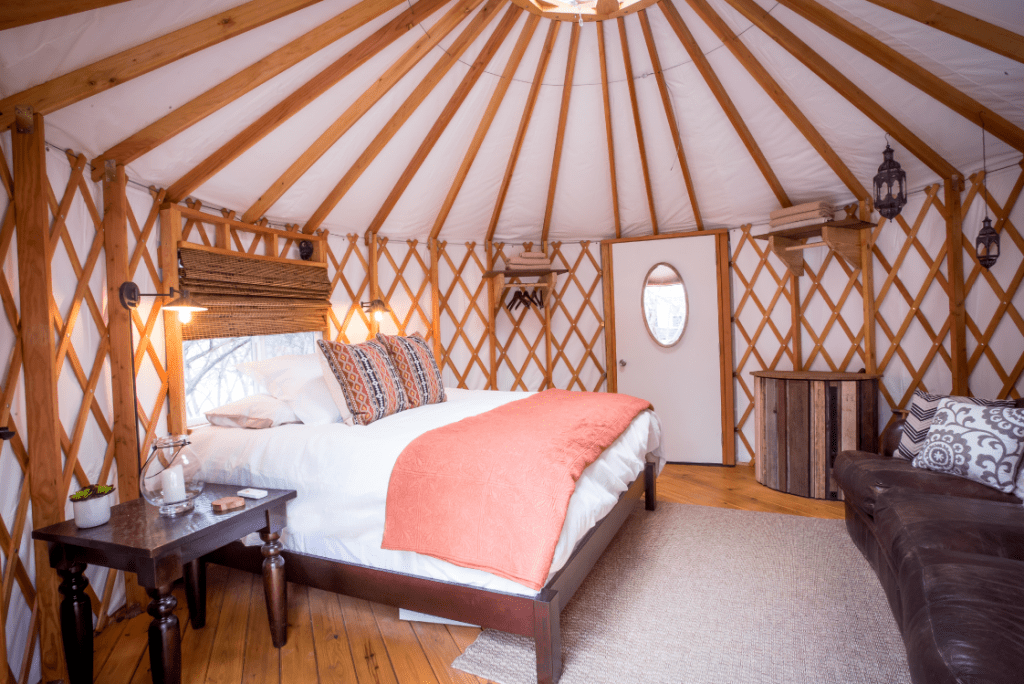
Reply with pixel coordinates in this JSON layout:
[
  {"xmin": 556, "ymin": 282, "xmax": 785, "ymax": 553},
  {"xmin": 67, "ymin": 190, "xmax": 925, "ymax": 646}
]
[{"xmin": 118, "ymin": 281, "xmax": 182, "ymax": 310}]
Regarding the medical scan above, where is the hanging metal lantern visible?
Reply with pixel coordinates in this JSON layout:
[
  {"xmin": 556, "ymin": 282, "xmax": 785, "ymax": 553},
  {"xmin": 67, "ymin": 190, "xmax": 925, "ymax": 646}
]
[
  {"xmin": 975, "ymin": 119, "xmax": 999, "ymax": 269},
  {"xmin": 976, "ymin": 217, "xmax": 1000, "ymax": 269},
  {"xmin": 873, "ymin": 143, "xmax": 907, "ymax": 220}
]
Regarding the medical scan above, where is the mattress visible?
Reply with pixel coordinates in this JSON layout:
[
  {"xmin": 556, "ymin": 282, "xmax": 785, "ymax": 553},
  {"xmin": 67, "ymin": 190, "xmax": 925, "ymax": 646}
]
[{"xmin": 190, "ymin": 388, "xmax": 664, "ymax": 597}]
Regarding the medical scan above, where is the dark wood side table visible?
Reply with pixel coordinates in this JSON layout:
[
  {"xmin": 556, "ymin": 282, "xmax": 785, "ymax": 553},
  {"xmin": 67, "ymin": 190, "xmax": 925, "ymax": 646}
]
[{"xmin": 32, "ymin": 484, "xmax": 296, "ymax": 684}]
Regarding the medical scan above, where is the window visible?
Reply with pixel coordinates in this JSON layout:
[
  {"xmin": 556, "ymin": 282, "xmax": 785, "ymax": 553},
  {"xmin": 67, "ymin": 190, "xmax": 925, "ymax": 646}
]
[{"xmin": 183, "ymin": 332, "xmax": 318, "ymax": 425}]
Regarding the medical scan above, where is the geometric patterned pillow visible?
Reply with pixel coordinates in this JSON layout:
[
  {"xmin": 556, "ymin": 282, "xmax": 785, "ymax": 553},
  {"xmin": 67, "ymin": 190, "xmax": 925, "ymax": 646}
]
[
  {"xmin": 912, "ymin": 398, "xmax": 1024, "ymax": 493},
  {"xmin": 317, "ymin": 339, "xmax": 407, "ymax": 426},
  {"xmin": 376, "ymin": 333, "xmax": 445, "ymax": 410},
  {"xmin": 895, "ymin": 389, "xmax": 1016, "ymax": 460}
]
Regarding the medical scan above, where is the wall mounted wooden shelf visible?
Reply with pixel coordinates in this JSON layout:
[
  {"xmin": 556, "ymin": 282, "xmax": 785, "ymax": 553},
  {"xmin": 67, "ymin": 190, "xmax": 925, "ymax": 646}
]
[
  {"xmin": 753, "ymin": 217, "xmax": 875, "ymax": 275},
  {"xmin": 481, "ymin": 268, "xmax": 567, "ymax": 314}
]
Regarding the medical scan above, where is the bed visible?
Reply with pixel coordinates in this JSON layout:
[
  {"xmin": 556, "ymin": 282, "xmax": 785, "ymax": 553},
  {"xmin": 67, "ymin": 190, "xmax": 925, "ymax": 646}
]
[{"xmin": 191, "ymin": 387, "xmax": 663, "ymax": 683}]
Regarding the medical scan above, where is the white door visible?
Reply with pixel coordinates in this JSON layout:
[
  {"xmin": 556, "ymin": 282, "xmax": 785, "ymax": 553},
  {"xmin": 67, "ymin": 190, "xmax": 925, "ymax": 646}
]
[{"xmin": 611, "ymin": 235, "xmax": 724, "ymax": 464}]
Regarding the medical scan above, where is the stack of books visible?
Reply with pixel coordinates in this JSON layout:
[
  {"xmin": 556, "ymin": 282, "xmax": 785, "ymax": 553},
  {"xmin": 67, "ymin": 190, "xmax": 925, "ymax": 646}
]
[{"xmin": 505, "ymin": 251, "xmax": 551, "ymax": 271}]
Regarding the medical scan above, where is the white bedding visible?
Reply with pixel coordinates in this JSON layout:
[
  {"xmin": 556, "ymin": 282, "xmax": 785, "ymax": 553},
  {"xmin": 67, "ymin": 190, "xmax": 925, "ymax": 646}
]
[{"xmin": 190, "ymin": 388, "xmax": 664, "ymax": 597}]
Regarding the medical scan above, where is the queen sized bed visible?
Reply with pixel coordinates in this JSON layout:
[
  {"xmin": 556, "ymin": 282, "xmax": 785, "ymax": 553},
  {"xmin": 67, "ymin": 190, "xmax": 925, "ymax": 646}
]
[{"xmin": 192, "ymin": 387, "xmax": 663, "ymax": 683}]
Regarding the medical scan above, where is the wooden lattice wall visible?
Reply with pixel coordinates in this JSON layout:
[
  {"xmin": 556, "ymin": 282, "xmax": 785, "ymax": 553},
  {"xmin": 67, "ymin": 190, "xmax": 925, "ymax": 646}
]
[
  {"xmin": 4, "ymin": 124, "xmax": 1020, "ymax": 679},
  {"xmin": 731, "ymin": 163, "xmax": 1024, "ymax": 463}
]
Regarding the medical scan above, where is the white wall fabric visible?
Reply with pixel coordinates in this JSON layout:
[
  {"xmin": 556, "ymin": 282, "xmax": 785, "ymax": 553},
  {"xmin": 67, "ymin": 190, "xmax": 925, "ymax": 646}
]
[{"xmin": 1, "ymin": 0, "xmax": 1020, "ymax": 242}]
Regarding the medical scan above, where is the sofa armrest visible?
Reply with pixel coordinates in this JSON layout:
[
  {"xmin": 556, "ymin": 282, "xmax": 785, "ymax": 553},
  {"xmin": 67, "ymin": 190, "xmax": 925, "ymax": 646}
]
[{"xmin": 880, "ymin": 409, "xmax": 909, "ymax": 458}]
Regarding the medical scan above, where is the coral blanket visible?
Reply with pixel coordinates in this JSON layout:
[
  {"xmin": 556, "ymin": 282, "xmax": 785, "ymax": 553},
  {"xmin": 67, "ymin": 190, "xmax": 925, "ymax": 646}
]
[{"xmin": 381, "ymin": 389, "xmax": 651, "ymax": 590}]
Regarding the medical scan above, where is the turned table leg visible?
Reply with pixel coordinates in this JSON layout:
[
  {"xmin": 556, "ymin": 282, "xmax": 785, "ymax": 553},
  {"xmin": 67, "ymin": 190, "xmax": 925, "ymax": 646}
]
[
  {"xmin": 57, "ymin": 561, "xmax": 92, "ymax": 684},
  {"xmin": 260, "ymin": 529, "xmax": 288, "ymax": 647},
  {"xmin": 183, "ymin": 558, "xmax": 206, "ymax": 629},
  {"xmin": 146, "ymin": 584, "xmax": 181, "ymax": 684}
]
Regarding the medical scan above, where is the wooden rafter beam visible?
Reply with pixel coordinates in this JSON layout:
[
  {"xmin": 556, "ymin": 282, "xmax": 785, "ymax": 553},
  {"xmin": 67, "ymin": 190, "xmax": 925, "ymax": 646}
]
[
  {"xmin": 167, "ymin": 0, "xmax": 451, "ymax": 205},
  {"xmin": 864, "ymin": 0, "xmax": 1024, "ymax": 65},
  {"xmin": 685, "ymin": 0, "xmax": 870, "ymax": 201},
  {"xmin": 0, "ymin": 0, "xmax": 324, "ymax": 131},
  {"xmin": 542, "ymin": 22, "xmax": 581, "ymax": 243},
  {"xmin": 774, "ymin": 0, "xmax": 1024, "ymax": 153},
  {"xmin": 368, "ymin": 4, "xmax": 523, "ymax": 236},
  {"xmin": 618, "ymin": 15, "xmax": 658, "ymax": 234},
  {"xmin": 723, "ymin": 0, "xmax": 959, "ymax": 180},
  {"xmin": 91, "ymin": 0, "xmax": 404, "ymax": 180},
  {"xmin": 638, "ymin": 8, "xmax": 702, "ymax": 229},
  {"xmin": 430, "ymin": 13, "xmax": 541, "ymax": 240},
  {"xmin": 596, "ymin": 21, "xmax": 623, "ymax": 237},
  {"xmin": 486, "ymin": 20, "xmax": 561, "ymax": 242},
  {"xmin": 659, "ymin": 1, "xmax": 790, "ymax": 208},
  {"xmin": 303, "ymin": 0, "xmax": 506, "ymax": 233},
  {"xmin": 0, "ymin": 0, "xmax": 131, "ymax": 30}
]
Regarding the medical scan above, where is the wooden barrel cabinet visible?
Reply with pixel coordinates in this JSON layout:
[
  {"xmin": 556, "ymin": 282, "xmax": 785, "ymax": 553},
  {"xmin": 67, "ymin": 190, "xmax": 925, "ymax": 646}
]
[{"xmin": 752, "ymin": 371, "xmax": 880, "ymax": 500}]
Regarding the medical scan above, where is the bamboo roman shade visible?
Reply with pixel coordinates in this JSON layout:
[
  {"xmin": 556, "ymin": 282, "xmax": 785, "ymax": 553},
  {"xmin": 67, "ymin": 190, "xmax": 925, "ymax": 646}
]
[{"xmin": 177, "ymin": 245, "xmax": 331, "ymax": 340}]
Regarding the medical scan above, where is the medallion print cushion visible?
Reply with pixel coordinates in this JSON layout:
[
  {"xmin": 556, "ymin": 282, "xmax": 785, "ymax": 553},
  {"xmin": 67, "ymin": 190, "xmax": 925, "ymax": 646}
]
[
  {"xmin": 913, "ymin": 398, "xmax": 1024, "ymax": 493},
  {"xmin": 376, "ymin": 333, "xmax": 445, "ymax": 409},
  {"xmin": 317, "ymin": 339, "xmax": 407, "ymax": 426},
  {"xmin": 895, "ymin": 389, "xmax": 1016, "ymax": 460}
]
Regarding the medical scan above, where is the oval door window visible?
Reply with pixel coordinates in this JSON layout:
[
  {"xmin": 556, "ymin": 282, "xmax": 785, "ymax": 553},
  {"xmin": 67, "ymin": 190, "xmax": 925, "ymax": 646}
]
[{"xmin": 642, "ymin": 263, "xmax": 688, "ymax": 347}]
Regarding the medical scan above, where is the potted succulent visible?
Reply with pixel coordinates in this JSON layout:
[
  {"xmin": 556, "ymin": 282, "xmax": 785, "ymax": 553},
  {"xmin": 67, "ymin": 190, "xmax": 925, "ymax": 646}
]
[{"xmin": 70, "ymin": 484, "xmax": 116, "ymax": 528}]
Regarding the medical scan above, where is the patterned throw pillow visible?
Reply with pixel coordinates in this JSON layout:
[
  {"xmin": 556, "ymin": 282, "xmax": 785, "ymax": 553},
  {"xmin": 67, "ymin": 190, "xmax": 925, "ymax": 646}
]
[
  {"xmin": 376, "ymin": 333, "xmax": 446, "ymax": 409},
  {"xmin": 913, "ymin": 399, "xmax": 1024, "ymax": 493},
  {"xmin": 895, "ymin": 390, "xmax": 1015, "ymax": 460},
  {"xmin": 317, "ymin": 339, "xmax": 407, "ymax": 426}
]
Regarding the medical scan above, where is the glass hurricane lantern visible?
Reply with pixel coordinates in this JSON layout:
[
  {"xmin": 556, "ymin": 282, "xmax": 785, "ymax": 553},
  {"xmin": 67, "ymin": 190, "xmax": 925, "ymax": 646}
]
[{"xmin": 140, "ymin": 435, "xmax": 204, "ymax": 516}]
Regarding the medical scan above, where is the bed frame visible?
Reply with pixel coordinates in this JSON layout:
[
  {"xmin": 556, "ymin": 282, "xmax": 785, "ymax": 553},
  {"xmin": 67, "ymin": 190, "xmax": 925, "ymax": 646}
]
[{"xmin": 202, "ymin": 460, "xmax": 657, "ymax": 684}]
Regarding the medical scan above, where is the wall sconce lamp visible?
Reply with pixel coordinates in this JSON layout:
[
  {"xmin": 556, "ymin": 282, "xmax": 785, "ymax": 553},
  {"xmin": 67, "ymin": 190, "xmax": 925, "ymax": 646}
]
[
  {"xmin": 361, "ymin": 298, "xmax": 389, "ymax": 323},
  {"xmin": 117, "ymin": 281, "xmax": 207, "ymax": 486},
  {"xmin": 119, "ymin": 282, "xmax": 206, "ymax": 323},
  {"xmin": 975, "ymin": 119, "xmax": 1000, "ymax": 269}
]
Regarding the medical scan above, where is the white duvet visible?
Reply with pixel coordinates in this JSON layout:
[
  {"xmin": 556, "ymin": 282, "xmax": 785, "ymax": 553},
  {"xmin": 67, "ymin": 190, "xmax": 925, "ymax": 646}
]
[{"xmin": 190, "ymin": 388, "xmax": 664, "ymax": 597}]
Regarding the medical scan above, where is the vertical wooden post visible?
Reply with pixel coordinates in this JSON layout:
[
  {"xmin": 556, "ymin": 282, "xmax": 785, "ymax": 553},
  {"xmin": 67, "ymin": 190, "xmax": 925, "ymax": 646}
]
[
  {"xmin": 944, "ymin": 176, "xmax": 968, "ymax": 394},
  {"xmin": 716, "ymin": 233, "xmax": 736, "ymax": 465},
  {"xmin": 485, "ymin": 241, "xmax": 498, "ymax": 390},
  {"xmin": 160, "ymin": 204, "xmax": 187, "ymax": 435},
  {"xmin": 102, "ymin": 161, "xmax": 148, "ymax": 608},
  {"xmin": 789, "ymin": 270, "xmax": 802, "ymax": 371},
  {"xmin": 601, "ymin": 241, "xmax": 617, "ymax": 393},
  {"xmin": 13, "ymin": 106, "xmax": 67, "ymax": 683},
  {"xmin": 543, "ymin": 272, "xmax": 554, "ymax": 390},
  {"xmin": 859, "ymin": 200, "xmax": 877, "ymax": 374},
  {"xmin": 367, "ymin": 231, "xmax": 379, "ymax": 339},
  {"xmin": 428, "ymin": 238, "xmax": 443, "ymax": 368}
]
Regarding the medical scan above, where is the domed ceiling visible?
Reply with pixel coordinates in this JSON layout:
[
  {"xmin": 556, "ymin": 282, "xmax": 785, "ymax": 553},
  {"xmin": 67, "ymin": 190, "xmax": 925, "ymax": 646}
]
[{"xmin": 1, "ymin": 0, "xmax": 1022, "ymax": 241}]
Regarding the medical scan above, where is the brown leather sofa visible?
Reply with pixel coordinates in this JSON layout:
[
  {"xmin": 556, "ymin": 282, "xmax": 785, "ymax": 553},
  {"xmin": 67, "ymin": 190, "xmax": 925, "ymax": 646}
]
[{"xmin": 833, "ymin": 398, "xmax": 1024, "ymax": 684}]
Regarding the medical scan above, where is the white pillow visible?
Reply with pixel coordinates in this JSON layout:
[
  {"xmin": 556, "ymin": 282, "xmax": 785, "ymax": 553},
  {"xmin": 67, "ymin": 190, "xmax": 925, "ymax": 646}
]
[
  {"xmin": 290, "ymin": 375, "xmax": 348, "ymax": 426},
  {"xmin": 316, "ymin": 347, "xmax": 355, "ymax": 425},
  {"xmin": 205, "ymin": 394, "xmax": 299, "ymax": 429},
  {"xmin": 237, "ymin": 353, "xmax": 352, "ymax": 426}
]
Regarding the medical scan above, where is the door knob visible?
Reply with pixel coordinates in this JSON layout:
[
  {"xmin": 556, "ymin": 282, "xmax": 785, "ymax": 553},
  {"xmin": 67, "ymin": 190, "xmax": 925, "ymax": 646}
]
[{"xmin": 619, "ymin": 360, "xmax": 627, "ymax": 367}]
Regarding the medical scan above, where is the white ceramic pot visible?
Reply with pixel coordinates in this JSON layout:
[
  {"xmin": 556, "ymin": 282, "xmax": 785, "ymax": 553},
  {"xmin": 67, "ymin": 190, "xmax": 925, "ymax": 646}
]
[{"xmin": 73, "ymin": 495, "xmax": 112, "ymax": 528}]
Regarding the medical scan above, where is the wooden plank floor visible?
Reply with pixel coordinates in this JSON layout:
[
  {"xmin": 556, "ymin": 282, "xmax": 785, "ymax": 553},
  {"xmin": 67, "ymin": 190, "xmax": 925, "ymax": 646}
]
[{"xmin": 92, "ymin": 464, "xmax": 844, "ymax": 683}]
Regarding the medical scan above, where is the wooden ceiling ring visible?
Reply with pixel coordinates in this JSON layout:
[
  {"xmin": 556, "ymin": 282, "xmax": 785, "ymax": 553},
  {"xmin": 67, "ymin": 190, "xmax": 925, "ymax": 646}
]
[{"xmin": 508, "ymin": 0, "xmax": 659, "ymax": 22}]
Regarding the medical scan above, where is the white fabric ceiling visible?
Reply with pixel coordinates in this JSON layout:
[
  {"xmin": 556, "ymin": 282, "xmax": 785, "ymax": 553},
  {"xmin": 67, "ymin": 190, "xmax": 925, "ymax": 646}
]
[{"xmin": 1, "ymin": 0, "xmax": 1022, "ymax": 241}]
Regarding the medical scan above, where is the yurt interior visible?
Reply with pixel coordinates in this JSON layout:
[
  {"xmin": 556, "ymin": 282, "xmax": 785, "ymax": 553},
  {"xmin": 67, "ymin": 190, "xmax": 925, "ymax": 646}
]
[{"xmin": 1, "ymin": 1, "xmax": 1023, "ymax": 683}]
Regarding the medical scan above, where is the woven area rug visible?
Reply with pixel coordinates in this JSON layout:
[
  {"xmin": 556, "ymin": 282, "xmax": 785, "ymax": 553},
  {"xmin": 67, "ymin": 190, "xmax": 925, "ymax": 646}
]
[{"xmin": 453, "ymin": 502, "xmax": 911, "ymax": 684}]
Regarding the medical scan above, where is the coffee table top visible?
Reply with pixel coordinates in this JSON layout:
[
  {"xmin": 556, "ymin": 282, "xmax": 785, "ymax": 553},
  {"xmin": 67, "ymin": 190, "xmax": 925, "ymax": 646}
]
[{"xmin": 33, "ymin": 483, "xmax": 296, "ymax": 559}]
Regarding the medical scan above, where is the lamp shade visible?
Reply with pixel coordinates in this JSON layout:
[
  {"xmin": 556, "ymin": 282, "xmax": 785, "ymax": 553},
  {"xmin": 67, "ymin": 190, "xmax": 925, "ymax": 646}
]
[
  {"xmin": 161, "ymin": 289, "xmax": 207, "ymax": 323},
  {"xmin": 362, "ymin": 298, "xmax": 388, "ymax": 322}
]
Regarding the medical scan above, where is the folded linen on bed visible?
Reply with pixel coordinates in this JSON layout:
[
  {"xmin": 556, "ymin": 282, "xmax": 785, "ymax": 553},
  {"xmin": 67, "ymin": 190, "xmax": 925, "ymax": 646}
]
[{"xmin": 381, "ymin": 389, "xmax": 651, "ymax": 590}]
